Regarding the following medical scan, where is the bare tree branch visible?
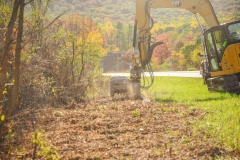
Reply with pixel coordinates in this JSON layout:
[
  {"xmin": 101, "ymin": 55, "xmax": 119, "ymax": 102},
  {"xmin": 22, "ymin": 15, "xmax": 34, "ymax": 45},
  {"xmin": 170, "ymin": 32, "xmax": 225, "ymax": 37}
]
[
  {"xmin": 22, "ymin": 12, "xmax": 66, "ymax": 48},
  {"xmin": 24, "ymin": 0, "xmax": 35, "ymax": 6}
]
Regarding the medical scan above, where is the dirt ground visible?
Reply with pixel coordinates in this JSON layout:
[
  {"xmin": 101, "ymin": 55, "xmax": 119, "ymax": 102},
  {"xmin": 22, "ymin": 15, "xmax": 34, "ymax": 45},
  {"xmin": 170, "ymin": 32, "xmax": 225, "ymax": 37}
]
[{"xmin": 0, "ymin": 98, "xmax": 239, "ymax": 159}]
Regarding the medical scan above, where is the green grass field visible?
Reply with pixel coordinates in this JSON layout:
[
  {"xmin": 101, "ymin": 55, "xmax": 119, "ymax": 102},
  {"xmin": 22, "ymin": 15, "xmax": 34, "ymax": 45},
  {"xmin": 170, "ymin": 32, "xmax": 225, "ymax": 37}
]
[{"xmin": 145, "ymin": 76, "xmax": 240, "ymax": 150}]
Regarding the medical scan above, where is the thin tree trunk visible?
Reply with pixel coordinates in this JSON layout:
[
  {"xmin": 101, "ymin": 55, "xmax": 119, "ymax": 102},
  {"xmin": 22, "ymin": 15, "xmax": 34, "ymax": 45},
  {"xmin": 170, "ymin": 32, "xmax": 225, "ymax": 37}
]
[
  {"xmin": 71, "ymin": 41, "xmax": 75, "ymax": 83},
  {"xmin": 79, "ymin": 17, "xmax": 85, "ymax": 81},
  {"xmin": 0, "ymin": 0, "xmax": 20, "ymax": 101},
  {"xmin": 79, "ymin": 49, "xmax": 84, "ymax": 81},
  {"xmin": 6, "ymin": 0, "xmax": 24, "ymax": 119}
]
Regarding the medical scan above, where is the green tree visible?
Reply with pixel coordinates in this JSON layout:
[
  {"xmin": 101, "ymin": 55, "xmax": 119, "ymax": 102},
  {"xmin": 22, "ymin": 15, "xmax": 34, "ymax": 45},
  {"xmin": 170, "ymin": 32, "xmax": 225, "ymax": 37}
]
[
  {"xmin": 191, "ymin": 43, "xmax": 203, "ymax": 69},
  {"xmin": 180, "ymin": 41, "xmax": 198, "ymax": 69},
  {"xmin": 115, "ymin": 21, "xmax": 123, "ymax": 49}
]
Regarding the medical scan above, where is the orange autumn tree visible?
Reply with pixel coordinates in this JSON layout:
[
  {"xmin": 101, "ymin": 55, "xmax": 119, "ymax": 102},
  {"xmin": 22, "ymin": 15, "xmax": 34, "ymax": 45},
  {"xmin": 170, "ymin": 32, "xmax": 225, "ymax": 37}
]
[
  {"xmin": 151, "ymin": 33, "xmax": 172, "ymax": 70},
  {"xmin": 49, "ymin": 13, "xmax": 108, "ymax": 101}
]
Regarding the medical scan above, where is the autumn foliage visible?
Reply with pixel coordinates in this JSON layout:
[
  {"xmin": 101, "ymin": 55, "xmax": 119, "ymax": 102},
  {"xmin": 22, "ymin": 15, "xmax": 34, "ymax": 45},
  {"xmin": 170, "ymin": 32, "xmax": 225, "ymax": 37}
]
[
  {"xmin": 151, "ymin": 33, "xmax": 172, "ymax": 66},
  {"xmin": 0, "ymin": 1, "xmax": 108, "ymax": 137}
]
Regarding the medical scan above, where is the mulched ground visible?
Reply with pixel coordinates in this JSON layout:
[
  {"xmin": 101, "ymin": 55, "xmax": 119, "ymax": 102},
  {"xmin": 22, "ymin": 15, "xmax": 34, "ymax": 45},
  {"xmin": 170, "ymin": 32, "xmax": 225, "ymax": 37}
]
[{"xmin": 0, "ymin": 98, "xmax": 239, "ymax": 159}]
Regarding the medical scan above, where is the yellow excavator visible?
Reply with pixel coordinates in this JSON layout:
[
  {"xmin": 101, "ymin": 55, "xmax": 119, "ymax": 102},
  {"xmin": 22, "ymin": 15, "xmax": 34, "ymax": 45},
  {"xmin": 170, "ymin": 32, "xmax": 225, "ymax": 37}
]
[{"xmin": 110, "ymin": 0, "xmax": 240, "ymax": 98}]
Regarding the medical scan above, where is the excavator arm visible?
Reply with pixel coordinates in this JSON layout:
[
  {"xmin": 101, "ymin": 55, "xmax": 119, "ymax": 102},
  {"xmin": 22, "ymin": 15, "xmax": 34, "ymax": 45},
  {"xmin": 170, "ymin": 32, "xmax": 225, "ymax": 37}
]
[
  {"xmin": 131, "ymin": 0, "xmax": 219, "ymax": 89},
  {"xmin": 134, "ymin": 0, "xmax": 219, "ymax": 68},
  {"xmin": 110, "ymin": 0, "xmax": 219, "ymax": 99}
]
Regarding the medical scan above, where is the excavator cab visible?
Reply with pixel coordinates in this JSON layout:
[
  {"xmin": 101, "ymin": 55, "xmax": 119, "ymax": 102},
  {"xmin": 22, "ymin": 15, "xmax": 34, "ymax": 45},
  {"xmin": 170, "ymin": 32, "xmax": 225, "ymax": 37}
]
[
  {"xmin": 202, "ymin": 20, "xmax": 240, "ymax": 93},
  {"xmin": 203, "ymin": 20, "xmax": 240, "ymax": 72},
  {"xmin": 204, "ymin": 25, "xmax": 228, "ymax": 72},
  {"xmin": 203, "ymin": 20, "xmax": 240, "ymax": 73}
]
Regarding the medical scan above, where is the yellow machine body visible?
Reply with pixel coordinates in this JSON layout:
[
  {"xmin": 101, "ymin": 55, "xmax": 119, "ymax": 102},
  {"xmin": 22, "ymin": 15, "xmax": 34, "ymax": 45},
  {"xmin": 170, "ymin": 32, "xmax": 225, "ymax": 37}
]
[{"xmin": 211, "ymin": 44, "xmax": 240, "ymax": 77}]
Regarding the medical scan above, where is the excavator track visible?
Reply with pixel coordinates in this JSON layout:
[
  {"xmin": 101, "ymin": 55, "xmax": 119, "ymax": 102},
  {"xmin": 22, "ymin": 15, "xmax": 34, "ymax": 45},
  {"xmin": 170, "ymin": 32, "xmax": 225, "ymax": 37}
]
[{"xmin": 207, "ymin": 75, "xmax": 240, "ymax": 94}]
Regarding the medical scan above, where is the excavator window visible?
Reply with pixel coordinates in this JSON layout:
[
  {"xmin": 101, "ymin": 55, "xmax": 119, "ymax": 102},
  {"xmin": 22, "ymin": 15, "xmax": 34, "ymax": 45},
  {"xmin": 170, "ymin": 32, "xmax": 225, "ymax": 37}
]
[
  {"xmin": 228, "ymin": 22, "xmax": 240, "ymax": 43},
  {"xmin": 229, "ymin": 32, "xmax": 240, "ymax": 41},
  {"xmin": 210, "ymin": 58, "xmax": 218, "ymax": 71},
  {"xmin": 212, "ymin": 28, "xmax": 227, "ymax": 56},
  {"xmin": 205, "ymin": 31, "xmax": 219, "ymax": 71},
  {"xmin": 205, "ymin": 33, "xmax": 214, "ymax": 56}
]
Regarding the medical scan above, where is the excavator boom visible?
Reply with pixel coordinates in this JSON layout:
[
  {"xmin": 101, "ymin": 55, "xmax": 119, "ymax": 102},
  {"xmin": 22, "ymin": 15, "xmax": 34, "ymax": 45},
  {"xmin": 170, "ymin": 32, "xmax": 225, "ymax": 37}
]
[
  {"xmin": 130, "ymin": 0, "xmax": 220, "ymax": 89},
  {"xmin": 136, "ymin": 0, "xmax": 219, "ymax": 30},
  {"xmin": 135, "ymin": 0, "xmax": 219, "ymax": 69}
]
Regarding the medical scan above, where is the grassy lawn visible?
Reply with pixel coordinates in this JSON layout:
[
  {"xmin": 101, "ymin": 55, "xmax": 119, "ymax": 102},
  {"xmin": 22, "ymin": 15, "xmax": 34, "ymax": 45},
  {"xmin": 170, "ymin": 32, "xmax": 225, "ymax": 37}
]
[{"xmin": 145, "ymin": 76, "xmax": 240, "ymax": 150}]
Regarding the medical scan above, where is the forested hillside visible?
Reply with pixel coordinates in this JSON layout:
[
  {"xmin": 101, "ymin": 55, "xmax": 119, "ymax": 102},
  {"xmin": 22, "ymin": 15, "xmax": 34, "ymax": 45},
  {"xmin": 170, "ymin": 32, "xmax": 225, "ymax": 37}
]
[
  {"xmin": 49, "ymin": 0, "xmax": 240, "ymax": 72},
  {"xmin": 50, "ymin": 0, "xmax": 240, "ymax": 23}
]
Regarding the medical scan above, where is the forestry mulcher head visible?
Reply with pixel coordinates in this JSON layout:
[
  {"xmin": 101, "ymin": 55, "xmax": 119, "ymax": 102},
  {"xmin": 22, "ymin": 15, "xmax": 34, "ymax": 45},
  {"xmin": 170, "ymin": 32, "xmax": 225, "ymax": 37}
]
[{"xmin": 110, "ymin": 76, "xmax": 141, "ymax": 100}]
